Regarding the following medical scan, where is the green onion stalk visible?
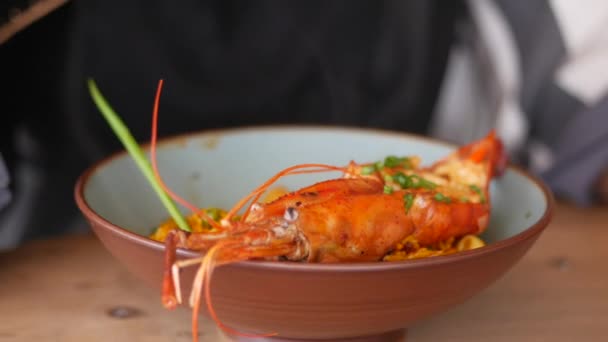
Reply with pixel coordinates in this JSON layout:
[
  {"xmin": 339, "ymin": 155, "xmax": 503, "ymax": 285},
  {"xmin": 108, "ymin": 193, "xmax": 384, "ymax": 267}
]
[{"xmin": 87, "ymin": 79, "xmax": 191, "ymax": 232}]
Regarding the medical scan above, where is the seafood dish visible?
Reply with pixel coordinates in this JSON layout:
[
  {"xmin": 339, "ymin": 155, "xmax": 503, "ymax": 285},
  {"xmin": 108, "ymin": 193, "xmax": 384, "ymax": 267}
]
[{"xmin": 87, "ymin": 79, "xmax": 508, "ymax": 342}]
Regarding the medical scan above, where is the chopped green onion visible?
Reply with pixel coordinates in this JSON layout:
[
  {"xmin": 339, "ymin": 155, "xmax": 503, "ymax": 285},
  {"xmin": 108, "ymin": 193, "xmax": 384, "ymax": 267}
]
[
  {"xmin": 434, "ymin": 192, "xmax": 452, "ymax": 203},
  {"xmin": 404, "ymin": 193, "xmax": 415, "ymax": 213},
  {"xmin": 384, "ymin": 156, "xmax": 401, "ymax": 168},
  {"xmin": 374, "ymin": 160, "xmax": 384, "ymax": 170},
  {"xmin": 87, "ymin": 79, "xmax": 191, "ymax": 232},
  {"xmin": 411, "ymin": 175, "xmax": 437, "ymax": 190},
  {"xmin": 460, "ymin": 196, "xmax": 469, "ymax": 203},
  {"xmin": 392, "ymin": 172, "xmax": 437, "ymax": 190},
  {"xmin": 361, "ymin": 165, "xmax": 377, "ymax": 175},
  {"xmin": 200, "ymin": 208, "xmax": 225, "ymax": 229},
  {"xmin": 469, "ymin": 184, "xmax": 486, "ymax": 204},
  {"xmin": 383, "ymin": 174, "xmax": 394, "ymax": 183},
  {"xmin": 383, "ymin": 185, "xmax": 394, "ymax": 194},
  {"xmin": 383, "ymin": 156, "xmax": 412, "ymax": 169},
  {"xmin": 393, "ymin": 172, "xmax": 411, "ymax": 188},
  {"xmin": 205, "ymin": 208, "xmax": 224, "ymax": 221}
]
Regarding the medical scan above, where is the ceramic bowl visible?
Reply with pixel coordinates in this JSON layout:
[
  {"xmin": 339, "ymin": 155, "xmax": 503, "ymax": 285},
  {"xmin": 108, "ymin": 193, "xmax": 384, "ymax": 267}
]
[{"xmin": 74, "ymin": 126, "xmax": 553, "ymax": 342}]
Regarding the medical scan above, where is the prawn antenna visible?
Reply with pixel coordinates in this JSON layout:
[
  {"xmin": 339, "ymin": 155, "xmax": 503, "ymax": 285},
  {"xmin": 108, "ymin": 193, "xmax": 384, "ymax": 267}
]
[
  {"xmin": 150, "ymin": 79, "xmax": 222, "ymax": 230},
  {"xmin": 224, "ymin": 163, "xmax": 347, "ymax": 222},
  {"xmin": 188, "ymin": 241, "xmax": 278, "ymax": 342}
]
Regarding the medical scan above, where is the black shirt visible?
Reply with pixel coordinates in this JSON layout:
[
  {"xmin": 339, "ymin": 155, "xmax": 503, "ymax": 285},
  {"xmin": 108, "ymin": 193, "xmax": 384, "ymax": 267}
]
[{"xmin": 1, "ymin": 0, "xmax": 461, "ymax": 245}]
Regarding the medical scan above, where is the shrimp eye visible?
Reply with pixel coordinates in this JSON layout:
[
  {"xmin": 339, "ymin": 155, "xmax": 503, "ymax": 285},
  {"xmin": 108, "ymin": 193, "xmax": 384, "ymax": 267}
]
[{"xmin": 283, "ymin": 207, "xmax": 299, "ymax": 222}]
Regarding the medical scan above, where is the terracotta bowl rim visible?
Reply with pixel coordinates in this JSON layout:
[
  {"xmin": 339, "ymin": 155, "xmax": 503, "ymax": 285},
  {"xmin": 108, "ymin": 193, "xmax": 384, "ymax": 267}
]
[{"xmin": 74, "ymin": 124, "xmax": 554, "ymax": 273}]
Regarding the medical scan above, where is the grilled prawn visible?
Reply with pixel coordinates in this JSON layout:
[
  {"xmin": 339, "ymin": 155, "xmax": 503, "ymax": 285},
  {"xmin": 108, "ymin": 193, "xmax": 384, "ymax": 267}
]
[
  {"xmin": 90, "ymin": 78, "xmax": 507, "ymax": 341},
  {"xmin": 159, "ymin": 131, "xmax": 507, "ymax": 341}
]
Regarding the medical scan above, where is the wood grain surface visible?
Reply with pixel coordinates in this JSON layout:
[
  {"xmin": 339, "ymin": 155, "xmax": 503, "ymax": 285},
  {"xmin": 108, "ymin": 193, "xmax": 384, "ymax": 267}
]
[{"xmin": 0, "ymin": 203, "xmax": 606, "ymax": 341}]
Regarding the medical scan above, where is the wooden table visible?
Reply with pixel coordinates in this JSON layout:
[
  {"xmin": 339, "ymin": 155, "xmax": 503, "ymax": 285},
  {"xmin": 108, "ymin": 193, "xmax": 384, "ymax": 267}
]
[{"xmin": 1, "ymin": 203, "xmax": 606, "ymax": 341}]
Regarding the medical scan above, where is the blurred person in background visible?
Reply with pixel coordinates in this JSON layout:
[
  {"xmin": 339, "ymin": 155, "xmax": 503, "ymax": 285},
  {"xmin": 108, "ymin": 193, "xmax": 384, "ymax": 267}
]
[{"xmin": 1, "ymin": 0, "xmax": 607, "ymax": 250}]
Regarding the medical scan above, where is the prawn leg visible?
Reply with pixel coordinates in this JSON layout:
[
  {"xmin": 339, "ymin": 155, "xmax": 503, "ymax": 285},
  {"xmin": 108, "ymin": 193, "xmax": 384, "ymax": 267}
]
[
  {"xmin": 161, "ymin": 230, "xmax": 182, "ymax": 309},
  {"xmin": 161, "ymin": 230, "xmax": 214, "ymax": 309},
  {"xmin": 179, "ymin": 233, "xmax": 300, "ymax": 342}
]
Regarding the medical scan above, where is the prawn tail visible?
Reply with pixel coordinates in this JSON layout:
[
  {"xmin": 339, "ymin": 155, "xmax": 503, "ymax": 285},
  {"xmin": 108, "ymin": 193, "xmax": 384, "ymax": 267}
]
[
  {"xmin": 457, "ymin": 130, "xmax": 509, "ymax": 179},
  {"xmin": 427, "ymin": 130, "xmax": 508, "ymax": 206}
]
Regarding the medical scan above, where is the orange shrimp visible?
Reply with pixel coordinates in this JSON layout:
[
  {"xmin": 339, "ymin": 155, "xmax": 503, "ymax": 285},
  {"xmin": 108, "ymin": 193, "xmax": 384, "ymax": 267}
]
[
  {"xmin": 158, "ymin": 132, "xmax": 506, "ymax": 341},
  {"xmin": 145, "ymin": 80, "xmax": 507, "ymax": 341}
]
